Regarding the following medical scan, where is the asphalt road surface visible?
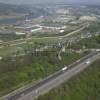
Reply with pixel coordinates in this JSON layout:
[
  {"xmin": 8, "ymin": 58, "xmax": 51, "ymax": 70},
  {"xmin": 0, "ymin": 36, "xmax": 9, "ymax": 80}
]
[{"xmin": 1, "ymin": 51, "xmax": 100, "ymax": 100}]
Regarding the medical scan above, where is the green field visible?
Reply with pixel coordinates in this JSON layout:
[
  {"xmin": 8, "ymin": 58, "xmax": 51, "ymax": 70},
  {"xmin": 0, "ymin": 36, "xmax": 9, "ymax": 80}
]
[
  {"xmin": 0, "ymin": 37, "xmax": 59, "ymax": 56},
  {"xmin": 37, "ymin": 59, "xmax": 100, "ymax": 100}
]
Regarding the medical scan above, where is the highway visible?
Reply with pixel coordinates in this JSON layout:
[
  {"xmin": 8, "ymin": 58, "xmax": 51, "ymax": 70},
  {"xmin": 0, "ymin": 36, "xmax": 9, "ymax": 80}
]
[{"xmin": 1, "ymin": 51, "xmax": 100, "ymax": 100}]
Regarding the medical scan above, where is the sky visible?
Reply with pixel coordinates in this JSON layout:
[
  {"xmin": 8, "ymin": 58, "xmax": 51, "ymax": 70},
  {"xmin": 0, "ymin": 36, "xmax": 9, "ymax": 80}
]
[{"xmin": 0, "ymin": 0, "xmax": 100, "ymax": 5}]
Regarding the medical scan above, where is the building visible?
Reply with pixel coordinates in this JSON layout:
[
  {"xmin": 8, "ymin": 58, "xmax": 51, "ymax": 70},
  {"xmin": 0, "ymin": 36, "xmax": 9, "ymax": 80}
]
[
  {"xmin": 15, "ymin": 32, "xmax": 26, "ymax": 35},
  {"xmin": 30, "ymin": 27, "xmax": 42, "ymax": 33},
  {"xmin": 79, "ymin": 16, "xmax": 97, "ymax": 21},
  {"xmin": 15, "ymin": 24, "xmax": 42, "ymax": 33},
  {"xmin": 56, "ymin": 9, "xmax": 69, "ymax": 15},
  {"xmin": 41, "ymin": 24, "xmax": 67, "ymax": 30}
]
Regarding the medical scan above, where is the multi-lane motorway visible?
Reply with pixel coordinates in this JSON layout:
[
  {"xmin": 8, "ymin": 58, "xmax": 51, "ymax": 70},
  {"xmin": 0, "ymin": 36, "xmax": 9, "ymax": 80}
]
[{"xmin": 1, "ymin": 51, "xmax": 100, "ymax": 100}]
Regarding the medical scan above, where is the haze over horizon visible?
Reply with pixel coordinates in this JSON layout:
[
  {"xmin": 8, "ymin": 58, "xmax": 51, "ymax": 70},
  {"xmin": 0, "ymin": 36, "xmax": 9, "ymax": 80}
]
[{"xmin": 0, "ymin": 0, "xmax": 100, "ymax": 5}]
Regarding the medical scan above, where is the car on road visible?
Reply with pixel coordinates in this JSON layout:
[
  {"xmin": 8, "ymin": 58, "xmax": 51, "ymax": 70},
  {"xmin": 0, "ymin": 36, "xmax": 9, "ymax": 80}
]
[
  {"xmin": 62, "ymin": 66, "xmax": 68, "ymax": 71},
  {"xmin": 85, "ymin": 61, "xmax": 90, "ymax": 65},
  {"xmin": 96, "ymin": 49, "xmax": 100, "ymax": 52}
]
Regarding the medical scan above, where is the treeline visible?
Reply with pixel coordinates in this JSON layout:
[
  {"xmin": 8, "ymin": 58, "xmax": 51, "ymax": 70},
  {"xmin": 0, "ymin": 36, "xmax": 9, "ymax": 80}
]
[
  {"xmin": 83, "ymin": 22, "xmax": 100, "ymax": 33},
  {"xmin": 68, "ymin": 35, "xmax": 100, "ymax": 49}
]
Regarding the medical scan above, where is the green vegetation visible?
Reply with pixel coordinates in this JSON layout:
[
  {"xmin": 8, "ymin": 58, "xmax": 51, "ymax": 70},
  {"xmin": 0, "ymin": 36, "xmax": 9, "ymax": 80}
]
[
  {"xmin": 69, "ymin": 35, "xmax": 100, "ymax": 49},
  {"xmin": 0, "ymin": 25, "xmax": 83, "ymax": 57},
  {"xmin": 0, "ymin": 37, "xmax": 62, "ymax": 56},
  {"xmin": 0, "ymin": 33, "xmax": 25, "ymax": 42},
  {"xmin": 0, "ymin": 46, "xmax": 18, "ymax": 56},
  {"xmin": 0, "ymin": 37, "xmax": 59, "ymax": 56},
  {"xmin": 0, "ymin": 50, "xmax": 87, "ymax": 96},
  {"xmin": 83, "ymin": 22, "xmax": 100, "ymax": 33},
  {"xmin": 37, "ymin": 59, "xmax": 100, "ymax": 100}
]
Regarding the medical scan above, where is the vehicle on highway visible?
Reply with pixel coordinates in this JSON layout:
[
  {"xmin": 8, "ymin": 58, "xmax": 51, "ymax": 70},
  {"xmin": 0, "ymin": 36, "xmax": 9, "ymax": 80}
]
[
  {"xmin": 62, "ymin": 66, "xmax": 68, "ymax": 71},
  {"xmin": 85, "ymin": 61, "xmax": 91, "ymax": 65},
  {"xmin": 96, "ymin": 49, "xmax": 100, "ymax": 52}
]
